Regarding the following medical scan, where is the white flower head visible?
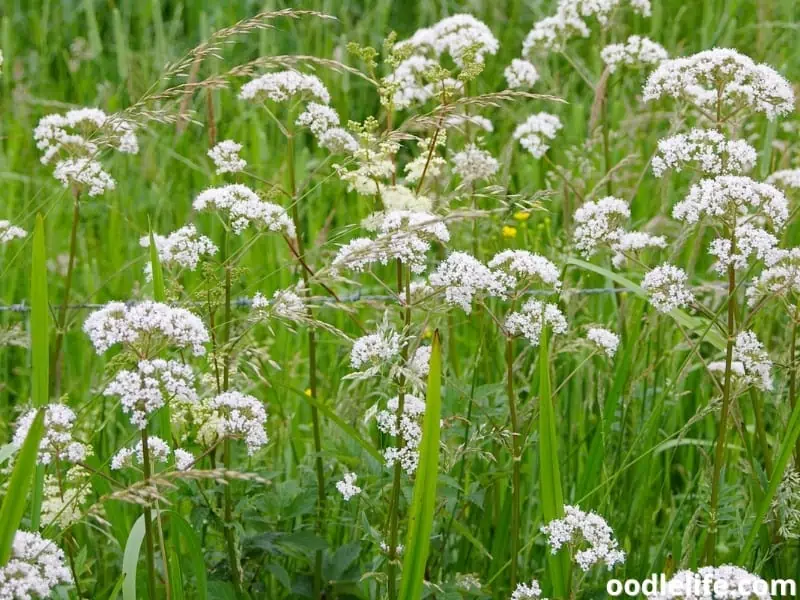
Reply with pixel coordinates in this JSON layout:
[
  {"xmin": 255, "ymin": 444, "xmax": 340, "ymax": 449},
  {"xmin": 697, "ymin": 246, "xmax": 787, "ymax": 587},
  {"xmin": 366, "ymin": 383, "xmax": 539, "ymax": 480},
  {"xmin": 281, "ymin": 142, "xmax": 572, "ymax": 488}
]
[
  {"xmin": 513, "ymin": 113, "xmax": 562, "ymax": 158},
  {"xmin": 601, "ymin": 36, "xmax": 667, "ymax": 73},
  {"xmin": 452, "ymin": 144, "xmax": 499, "ymax": 183},
  {"xmin": 587, "ymin": 327, "xmax": 620, "ymax": 357},
  {"xmin": 573, "ymin": 196, "xmax": 630, "ymax": 258},
  {"xmin": 397, "ymin": 14, "xmax": 499, "ymax": 67},
  {"xmin": 318, "ymin": 127, "xmax": 359, "ymax": 154},
  {"xmin": 208, "ymin": 140, "xmax": 247, "ymax": 174},
  {"xmin": 139, "ymin": 224, "xmax": 217, "ymax": 280},
  {"xmin": 642, "ymin": 264, "xmax": 694, "ymax": 313},
  {"xmin": 193, "ymin": 184, "xmax": 295, "ymax": 236},
  {"xmin": 504, "ymin": 59, "xmax": 539, "ymax": 89},
  {"xmin": 652, "ymin": 129, "xmax": 757, "ymax": 177},
  {"xmin": 296, "ymin": 102, "xmax": 340, "ymax": 136},
  {"xmin": 505, "ymin": 299, "xmax": 568, "ymax": 346},
  {"xmin": 429, "ymin": 252, "xmax": 511, "ymax": 313},
  {"xmin": 0, "ymin": 220, "xmax": 26, "ymax": 243},
  {"xmin": 747, "ymin": 247, "xmax": 800, "ymax": 306},
  {"xmin": 53, "ymin": 158, "xmax": 116, "ymax": 196},
  {"xmin": 733, "ymin": 330, "xmax": 773, "ymax": 391},
  {"xmin": 253, "ymin": 286, "xmax": 307, "ymax": 323},
  {"xmin": 210, "ymin": 391, "xmax": 269, "ymax": 455},
  {"xmin": 708, "ymin": 223, "xmax": 778, "ymax": 275},
  {"xmin": 238, "ymin": 70, "xmax": 330, "ymax": 104},
  {"xmin": 13, "ymin": 404, "xmax": 89, "ymax": 466},
  {"xmin": 111, "ymin": 436, "xmax": 171, "ymax": 470},
  {"xmin": 350, "ymin": 325, "xmax": 403, "ymax": 373},
  {"xmin": 541, "ymin": 505, "xmax": 625, "ymax": 572},
  {"xmin": 488, "ymin": 250, "xmax": 562, "ymax": 291},
  {"xmin": 511, "ymin": 580, "xmax": 545, "ymax": 600},
  {"xmin": 336, "ymin": 472, "xmax": 362, "ymax": 501},
  {"xmin": 376, "ymin": 394, "xmax": 426, "ymax": 474},
  {"xmin": 174, "ymin": 448, "xmax": 194, "ymax": 471},
  {"xmin": 653, "ymin": 566, "xmax": 770, "ymax": 600},
  {"xmin": 0, "ymin": 530, "xmax": 73, "ymax": 598},
  {"xmin": 767, "ymin": 169, "xmax": 800, "ymax": 191}
]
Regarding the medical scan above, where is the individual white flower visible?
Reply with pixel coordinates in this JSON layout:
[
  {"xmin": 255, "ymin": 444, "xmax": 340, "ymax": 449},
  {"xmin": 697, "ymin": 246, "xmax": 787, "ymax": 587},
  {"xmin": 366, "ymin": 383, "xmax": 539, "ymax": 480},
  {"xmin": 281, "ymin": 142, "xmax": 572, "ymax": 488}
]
[
  {"xmin": 541, "ymin": 505, "xmax": 625, "ymax": 571},
  {"xmin": 652, "ymin": 566, "xmax": 770, "ymax": 600},
  {"xmin": 488, "ymin": 250, "xmax": 562, "ymax": 290},
  {"xmin": 708, "ymin": 223, "xmax": 778, "ymax": 274},
  {"xmin": 238, "ymin": 70, "xmax": 330, "ymax": 104},
  {"xmin": 505, "ymin": 299, "xmax": 568, "ymax": 346},
  {"xmin": 452, "ymin": 144, "xmax": 499, "ymax": 183},
  {"xmin": 586, "ymin": 327, "xmax": 620, "ymax": 357},
  {"xmin": 53, "ymin": 158, "xmax": 116, "ymax": 196},
  {"xmin": 513, "ymin": 113, "xmax": 562, "ymax": 159},
  {"xmin": 0, "ymin": 220, "xmax": 26, "ymax": 243},
  {"xmin": 139, "ymin": 224, "xmax": 217, "ymax": 280},
  {"xmin": 573, "ymin": 196, "xmax": 631, "ymax": 258},
  {"xmin": 642, "ymin": 264, "xmax": 694, "ymax": 313},
  {"xmin": 83, "ymin": 301, "xmax": 210, "ymax": 356},
  {"xmin": 193, "ymin": 184, "xmax": 296, "ymax": 236},
  {"xmin": 652, "ymin": 129, "xmax": 757, "ymax": 177},
  {"xmin": 600, "ymin": 35, "xmax": 667, "ymax": 73},
  {"xmin": 429, "ymin": 252, "xmax": 511, "ymax": 313},
  {"xmin": 673, "ymin": 176, "xmax": 788, "ymax": 229},
  {"xmin": 318, "ymin": 127, "xmax": 359, "ymax": 154},
  {"xmin": 210, "ymin": 391, "xmax": 268, "ymax": 455},
  {"xmin": 766, "ymin": 169, "xmax": 800, "ymax": 190},
  {"xmin": 174, "ymin": 448, "xmax": 194, "ymax": 471},
  {"xmin": 207, "ymin": 140, "xmax": 247, "ymax": 174},
  {"xmin": 12, "ymin": 404, "xmax": 89, "ymax": 466},
  {"xmin": 511, "ymin": 580, "xmax": 545, "ymax": 600},
  {"xmin": 643, "ymin": 48, "xmax": 794, "ymax": 120},
  {"xmin": 733, "ymin": 330, "xmax": 773, "ymax": 391},
  {"xmin": 111, "ymin": 436, "xmax": 171, "ymax": 470},
  {"xmin": 504, "ymin": 59, "xmax": 539, "ymax": 89},
  {"xmin": 41, "ymin": 468, "xmax": 90, "ymax": 528},
  {"xmin": 376, "ymin": 395, "xmax": 426, "ymax": 474},
  {"xmin": 296, "ymin": 102, "xmax": 340, "ymax": 136},
  {"xmin": 104, "ymin": 359, "xmax": 197, "ymax": 429},
  {"xmin": 0, "ymin": 530, "xmax": 73, "ymax": 598},
  {"xmin": 350, "ymin": 327, "xmax": 403, "ymax": 371},
  {"xmin": 336, "ymin": 472, "xmax": 362, "ymax": 501}
]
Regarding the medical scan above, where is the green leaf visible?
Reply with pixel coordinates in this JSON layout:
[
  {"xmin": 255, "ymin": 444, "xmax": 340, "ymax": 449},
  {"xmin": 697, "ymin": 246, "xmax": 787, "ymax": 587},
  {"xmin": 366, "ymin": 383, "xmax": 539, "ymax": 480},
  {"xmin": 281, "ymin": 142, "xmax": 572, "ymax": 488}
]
[
  {"xmin": 122, "ymin": 514, "xmax": 147, "ymax": 600},
  {"xmin": 0, "ymin": 409, "xmax": 45, "ymax": 565},
  {"xmin": 107, "ymin": 574, "xmax": 125, "ymax": 600},
  {"xmin": 398, "ymin": 330, "xmax": 442, "ymax": 600},
  {"xmin": 165, "ymin": 510, "xmax": 208, "ymax": 599},
  {"xmin": 537, "ymin": 331, "xmax": 569, "ymax": 598}
]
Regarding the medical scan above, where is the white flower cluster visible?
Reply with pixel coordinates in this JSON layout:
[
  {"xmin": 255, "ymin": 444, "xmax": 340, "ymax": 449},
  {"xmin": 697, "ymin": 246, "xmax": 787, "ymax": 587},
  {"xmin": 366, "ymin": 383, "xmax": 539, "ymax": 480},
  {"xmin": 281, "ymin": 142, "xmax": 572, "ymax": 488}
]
[
  {"xmin": 747, "ymin": 247, "xmax": 800, "ymax": 306},
  {"xmin": 652, "ymin": 566, "xmax": 770, "ymax": 600},
  {"xmin": 600, "ymin": 35, "xmax": 667, "ymax": 73},
  {"xmin": 513, "ymin": 113, "xmax": 562, "ymax": 159},
  {"xmin": 642, "ymin": 264, "xmax": 694, "ymax": 313},
  {"xmin": 336, "ymin": 472, "xmax": 362, "ymax": 501},
  {"xmin": 385, "ymin": 55, "xmax": 439, "ymax": 109},
  {"xmin": 408, "ymin": 345, "xmax": 432, "ymax": 382},
  {"xmin": 652, "ymin": 129, "xmax": 757, "ymax": 177},
  {"xmin": 193, "ymin": 184, "xmax": 296, "ymax": 236},
  {"xmin": 210, "ymin": 391, "xmax": 269, "ymax": 455},
  {"xmin": 587, "ymin": 327, "xmax": 620, "ymax": 357},
  {"xmin": 252, "ymin": 286, "xmax": 307, "ymax": 323},
  {"xmin": 13, "ymin": 404, "xmax": 89, "ymax": 466},
  {"xmin": 376, "ymin": 394, "xmax": 426, "ymax": 474},
  {"xmin": 452, "ymin": 144, "xmax": 499, "ymax": 183},
  {"xmin": 42, "ymin": 468, "xmax": 89, "ymax": 528},
  {"xmin": 766, "ymin": 169, "xmax": 800, "ymax": 190},
  {"xmin": 104, "ymin": 359, "xmax": 197, "ymax": 429},
  {"xmin": 505, "ymin": 299, "xmax": 568, "ymax": 346},
  {"xmin": 673, "ymin": 176, "xmax": 788, "ymax": 229},
  {"xmin": 174, "ymin": 448, "xmax": 194, "ymax": 471},
  {"xmin": 0, "ymin": 220, "xmax": 26, "ymax": 243},
  {"xmin": 53, "ymin": 157, "xmax": 116, "ymax": 196},
  {"xmin": 488, "ymin": 250, "xmax": 562, "ymax": 291},
  {"xmin": 708, "ymin": 223, "xmax": 779, "ymax": 275},
  {"xmin": 511, "ymin": 580, "xmax": 545, "ymax": 600},
  {"xmin": 523, "ymin": 0, "xmax": 652, "ymax": 54},
  {"xmin": 429, "ymin": 252, "xmax": 510, "ymax": 313},
  {"xmin": 612, "ymin": 231, "xmax": 668, "ymax": 268},
  {"xmin": 318, "ymin": 127, "xmax": 359, "ymax": 155},
  {"xmin": 396, "ymin": 14, "xmax": 499, "ymax": 67},
  {"xmin": 334, "ymin": 137, "xmax": 398, "ymax": 195},
  {"xmin": 238, "ymin": 70, "xmax": 330, "ymax": 104},
  {"xmin": 504, "ymin": 59, "xmax": 539, "ymax": 89},
  {"xmin": 296, "ymin": 102, "xmax": 340, "ymax": 136},
  {"xmin": 643, "ymin": 48, "xmax": 794, "ymax": 120},
  {"xmin": 111, "ymin": 436, "xmax": 171, "ymax": 470},
  {"xmin": 733, "ymin": 330, "xmax": 773, "ymax": 391},
  {"xmin": 139, "ymin": 224, "xmax": 217, "ymax": 280},
  {"xmin": 208, "ymin": 140, "xmax": 247, "ymax": 174},
  {"xmin": 350, "ymin": 328, "xmax": 402, "ymax": 372},
  {"xmin": 381, "ymin": 185, "xmax": 433, "ymax": 213},
  {"xmin": 0, "ymin": 530, "xmax": 72, "ymax": 599},
  {"xmin": 83, "ymin": 301, "xmax": 209, "ymax": 356},
  {"xmin": 541, "ymin": 504, "xmax": 626, "ymax": 572}
]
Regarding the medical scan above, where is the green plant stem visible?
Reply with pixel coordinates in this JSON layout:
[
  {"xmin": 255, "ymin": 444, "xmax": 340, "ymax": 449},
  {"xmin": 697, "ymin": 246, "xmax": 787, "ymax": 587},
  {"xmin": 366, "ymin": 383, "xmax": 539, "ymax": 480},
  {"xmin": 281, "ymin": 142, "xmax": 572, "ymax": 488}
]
[
  {"xmin": 54, "ymin": 461, "xmax": 83, "ymax": 599},
  {"xmin": 790, "ymin": 301, "xmax": 800, "ymax": 466},
  {"xmin": 506, "ymin": 336, "xmax": 520, "ymax": 591},
  {"xmin": 51, "ymin": 191, "xmax": 80, "ymax": 397},
  {"xmin": 705, "ymin": 261, "xmax": 736, "ymax": 564},
  {"xmin": 141, "ymin": 429, "xmax": 158, "ymax": 600}
]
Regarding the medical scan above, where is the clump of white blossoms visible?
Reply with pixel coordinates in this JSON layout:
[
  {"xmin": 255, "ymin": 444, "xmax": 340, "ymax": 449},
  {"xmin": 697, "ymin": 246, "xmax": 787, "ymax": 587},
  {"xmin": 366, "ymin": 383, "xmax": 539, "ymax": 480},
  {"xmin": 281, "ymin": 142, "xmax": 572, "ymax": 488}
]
[
  {"xmin": 174, "ymin": 448, "xmax": 194, "ymax": 471},
  {"xmin": 733, "ymin": 330, "xmax": 773, "ymax": 391},
  {"xmin": 104, "ymin": 359, "xmax": 197, "ymax": 429},
  {"xmin": 573, "ymin": 196, "xmax": 629, "ymax": 258},
  {"xmin": 350, "ymin": 326, "xmax": 403, "ymax": 374},
  {"xmin": 53, "ymin": 157, "xmax": 117, "ymax": 196},
  {"xmin": 652, "ymin": 566, "xmax": 770, "ymax": 600},
  {"xmin": 600, "ymin": 35, "xmax": 667, "ymax": 73},
  {"xmin": 238, "ymin": 70, "xmax": 331, "ymax": 104},
  {"xmin": 395, "ymin": 14, "xmax": 499, "ymax": 68},
  {"xmin": 379, "ymin": 185, "xmax": 433, "ymax": 214},
  {"xmin": 612, "ymin": 231, "xmax": 667, "ymax": 268},
  {"xmin": 642, "ymin": 264, "xmax": 694, "ymax": 313},
  {"xmin": 13, "ymin": 403, "xmax": 89, "ymax": 465},
  {"xmin": 488, "ymin": 250, "xmax": 562, "ymax": 291},
  {"xmin": 0, "ymin": 530, "xmax": 73, "ymax": 598},
  {"xmin": 83, "ymin": 300, "xmax": 210, "ymax": 356},
  {"xmin": 766, "ymin": 169, "xmax": 800, "ymax": 190},
  {"xmin": 334, "ymin": 132, "xmax": 398, "ymax": 196},
  {"xmin": 452, "ymin": 144, "xmax": 499, "ymax": 183},
  {"xmin": 511, "ymin": 580, "xmax": 545, "ymax": 600},
  {"xmin": 505, "ymin": 299, "xmax": 568, "ymax": 346},
  {"xmin": 652, "ymin": 129, "xmax": 757, "ymax": 177},
  {"xmin": 296, "ymin": 102, "xmax": 340, "ymax": 136},
  {"xmin": 643, "ymin": 48, "xmax": 794, "ymax": 120},
  {"xmin": 0, "ymin": 220, "xmax": 26, "ymax": 243},
  {"xmin": 376, "ymin": 394, "xmax": 426, "ymax": 475},
  {"xmin": 587, "ymin": 327, "xmax": 620, "ymax": 357},
  {"xmin": 747, "ymin": 247, "xmax": 800, "ymax": 305},
  {"xmin": 252, "ymin": 286, "xmax": 307, "ymax": 324},
  {"xmin": 210, "ymin": 391, "xmax": 269, "ymax": 455},
  {"xmin": 541, "ymin": 505, "xmax": 625, "ymax": 571},
  {"xmin": 504, "ymin": 59, "xmax": 539, "ymax": 89},
  {"xmin": 140, "ymin": 224, "xmax": 217, "ymax": 280},
  {"xmin": 193, "ymin": 184, "xmax": 296, "ymax": 236},
  {"xmin": 708, "ymin": 223, "xmax": 779, "ymax": 275},
  {"xmin": 208, "ymin": 139, "xmax": 247, "ymax": 174},
  {"xmin": 404, "ymin": 135, "xmax": 447, "ymax": 186},
  {"xmin": 429, "ymin": 252, "xmax": 510, "ymax": 313},
  {"xmin": 111, "ymin": 436, "xmax": 171, "ymax": 470},
  {"xmin": 513, "ymin": 113, "xmax": 562, "ymax": 159},
  {"xmin": 42, "ymin": 467, "xmax": 90, "ymax": 528},
  {"xmin": 408, "ymin": 345, "xmax": 432, "ymax": 383},
  {"xmin": 336, "ymin": 472, "xmax": 362, "ymax": 501},
  {"xmin": 384, "ymin": 55, "xmax": 439, "ymax": 109},
  {"xmin": 318, "ymin": 127, "xmax": 359, "ymax": 154}
]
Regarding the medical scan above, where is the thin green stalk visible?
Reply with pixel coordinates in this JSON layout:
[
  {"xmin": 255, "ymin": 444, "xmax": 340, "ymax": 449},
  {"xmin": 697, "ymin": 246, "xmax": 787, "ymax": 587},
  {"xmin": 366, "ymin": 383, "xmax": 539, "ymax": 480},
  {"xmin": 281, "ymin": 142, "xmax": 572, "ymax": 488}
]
[
  {"xmin": 790, "ymin": 301, "xmax": 800, "ymax": 466},
  {"xmin": 140, "ymin": 429, "xmax": 158, "ymax": 600},
  {"xmin": 54, "ymin": 461, "xmax": 83, "ymax": 598},
  {"xmin": 506, "ymin": 336, "xmax": 520, "ymax": 591}
]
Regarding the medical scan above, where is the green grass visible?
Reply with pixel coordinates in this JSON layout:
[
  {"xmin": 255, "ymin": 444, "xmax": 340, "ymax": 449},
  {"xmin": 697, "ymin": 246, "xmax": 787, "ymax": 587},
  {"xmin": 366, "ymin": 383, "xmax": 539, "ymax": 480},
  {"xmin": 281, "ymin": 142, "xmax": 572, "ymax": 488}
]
[{"xmin": 1, "ymin": 1, "xmax": 800, "ymax": 599}]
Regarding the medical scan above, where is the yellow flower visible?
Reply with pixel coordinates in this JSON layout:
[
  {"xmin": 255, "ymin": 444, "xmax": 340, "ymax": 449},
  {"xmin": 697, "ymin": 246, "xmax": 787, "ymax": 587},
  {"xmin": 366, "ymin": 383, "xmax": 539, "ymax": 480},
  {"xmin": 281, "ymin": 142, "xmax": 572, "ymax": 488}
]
[
  {"xmin": 502, "ymin": 225, "xmax": 518, "ymax": 239},
  {"xmin": 513, "ymin": 211, "xmax": 531, "ymax": 222},
  {"xmin": 304, "ymin": 388, "xmax": 312, "ymax": 397},
  {"xmin": 422, "ymin": 327, "xmax": 433, "ymax": 339}
]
